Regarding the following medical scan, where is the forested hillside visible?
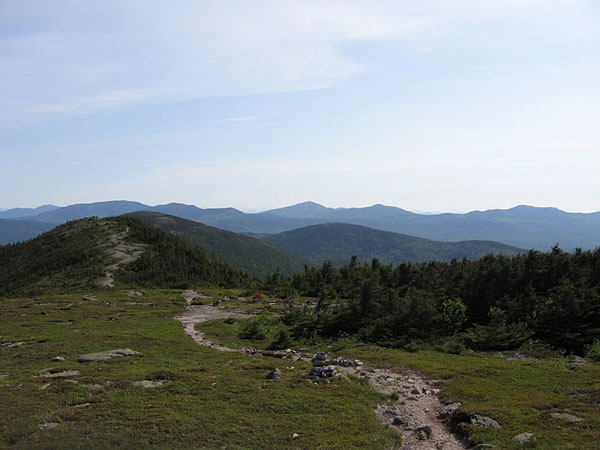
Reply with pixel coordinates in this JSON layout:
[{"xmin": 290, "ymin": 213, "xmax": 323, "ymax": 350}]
[
  {"xmin": 0, "ymin": 217, "xmax": 247, "ymax": 297},
  {"xmin": 125, "ymin": 211, "xmax": 305, "ymax": 277},
  {"xmin": 264, "ymin": 222, "xmax": 525, "ymax": 265}
]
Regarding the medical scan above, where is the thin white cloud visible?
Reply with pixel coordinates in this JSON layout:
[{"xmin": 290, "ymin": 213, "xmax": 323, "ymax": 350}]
[
  {"xmin": 1, "ymin": 0, "xmax": 592, "ymax": 119},
  {"xmin": 29, "ymin": 90, "xmax": 149, "ymax": 114},
  {"xmin": 208, "ymin": 116, "xmax": 257, "ymax": 123}
]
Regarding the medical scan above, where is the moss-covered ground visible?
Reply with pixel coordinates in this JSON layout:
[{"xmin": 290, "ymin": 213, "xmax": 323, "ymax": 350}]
[{"xmin": 0, "ymin": 289, "xmax": 399, "ymax": 449}]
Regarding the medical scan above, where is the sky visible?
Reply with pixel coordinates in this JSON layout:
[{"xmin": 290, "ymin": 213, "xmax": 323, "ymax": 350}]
[{"xmin": 1, "ymin": 0, "xmax": 599, "ymax": 213}]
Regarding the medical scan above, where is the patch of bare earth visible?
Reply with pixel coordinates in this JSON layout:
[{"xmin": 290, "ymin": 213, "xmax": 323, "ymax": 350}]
[
  {"xmin": 175, "ymin": 290, "xmax": 253, "ymax": 352},
  {"xmin": 343, "ymin": 366, "xmax": 466, "ymax": 449},
  {"xmin": 97, "ymin": 225, "xmax": 147, "ymax": 288}
]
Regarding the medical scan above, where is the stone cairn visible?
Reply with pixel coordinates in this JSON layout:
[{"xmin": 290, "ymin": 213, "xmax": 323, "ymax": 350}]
[{"xmin": 306, "ymin": 352, "xmax": 363, "ymax": 381}]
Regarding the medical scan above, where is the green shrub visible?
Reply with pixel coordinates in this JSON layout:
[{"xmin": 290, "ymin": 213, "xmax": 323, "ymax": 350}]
[
  {"xmin": 517, "ymin": 339, "xmax": 564, "ymax": 359},
  {"xmin": 239, "ymin": 314, "xmax": 283, "ymax": 342},
  {"xmin": 268, "ymin": 329, "xmax": 294, "ymax": 350},
  {"xmin": 437, "ymin": 337, "xmax": 467, "ymax": 355},
  {"xmin": 585, "ymin": 339, "xmax": 600, "ymax": 362},
  {"xmin": 464, "ymin": 307, "xmax": 533, "ymax": 351}
]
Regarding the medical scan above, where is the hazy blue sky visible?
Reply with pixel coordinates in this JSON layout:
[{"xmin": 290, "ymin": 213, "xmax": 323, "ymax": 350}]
[{"xmin": 1, "ymin": 0, "xmax": 599, "ymax": 212}]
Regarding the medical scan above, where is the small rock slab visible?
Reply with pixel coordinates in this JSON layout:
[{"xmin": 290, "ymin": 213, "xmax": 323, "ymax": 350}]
[
  {"xmin": 127, "ymin": 290, "xmax": 144, "ymax": 297},
  {"xmin": 512, "ymin": 432, "xmax": 534, "ymax": 444},
  {"xmin": 550, "ymin": 413, "xmax": 584, "ymax": 423},
  {"xmin": 133, "ymin": 380, "xmax": 164, "ymax": 388},
  {"xmin": 37, "ymin": 370, "xmax": 80, "ymax": 378},
  {"xmin": 2, "ymin": 342, "xmax": 25, "ymax": 348},
  {"xmin": 265, "ymin": 369, "xmax": 282, "ymax": 380},
  {"xmin": 78, "ymin": 349, "xmax": 140, "ymax": 362},
  {"xmin": 38, "ymin": 422, "xmax": 58, "ymax": 430},
  {"xmin": 471, "ymin": 414, "xmax": 501, "ymax": 428},
  {"xmin": 439, "ymin": 402, "xmax": 462, "ymax": 419}
]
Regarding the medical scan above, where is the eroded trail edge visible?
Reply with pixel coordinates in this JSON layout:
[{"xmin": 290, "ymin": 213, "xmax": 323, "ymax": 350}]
[{"xmin": 175, "ymin": 291, "xmax": 466, "ymax": 450}]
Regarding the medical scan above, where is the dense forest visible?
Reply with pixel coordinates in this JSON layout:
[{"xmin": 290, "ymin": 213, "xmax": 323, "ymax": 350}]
[
  {"xmin": 261, "ymin": 247, "xmax": 600, "ymax": 355},
  {"xmin": 125, "ymin": 211, "xmax": 305, "ymax": 277},
  {"xmin": 115, "ymin": 216, "xmax": 247, "ymax": 288}
]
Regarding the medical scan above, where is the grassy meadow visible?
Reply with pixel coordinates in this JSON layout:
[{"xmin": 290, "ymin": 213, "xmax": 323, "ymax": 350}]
[{"xmin": 0, "ymin": 289, "xmax": 399, "ymax": 449}]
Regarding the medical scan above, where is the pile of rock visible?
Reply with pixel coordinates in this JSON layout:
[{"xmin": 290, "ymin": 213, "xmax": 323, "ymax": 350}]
[
  {"xmin": 306, "ymin": 353, "xmax": 338, "ymax": 380},
  {"xmin": 306, "ymin": 352, "xmax": 362, "ymax": 380},
  {"xmin": 306, "ymin": 364, "xmax": 338, "ymax": 380},
  {"xmin": 311, "ymin": 352, "xmax": 363, "ymax": 367}
]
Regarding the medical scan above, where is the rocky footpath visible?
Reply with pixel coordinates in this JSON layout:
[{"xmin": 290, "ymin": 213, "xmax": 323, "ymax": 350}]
[{"xmin": 342, "ymin": 365, "xmax": 467, "ymax": 450}]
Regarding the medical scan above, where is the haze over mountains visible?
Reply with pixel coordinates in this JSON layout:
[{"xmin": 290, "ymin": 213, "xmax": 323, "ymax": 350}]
[{"xmin": 1, "ymin": 200, "xmax": 599, "ymax": 251}]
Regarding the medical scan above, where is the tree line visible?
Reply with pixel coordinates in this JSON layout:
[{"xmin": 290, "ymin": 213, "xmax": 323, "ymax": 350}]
[{"xmin": 261, "ymin": 247, "xmax": 600, "ymax": 355}]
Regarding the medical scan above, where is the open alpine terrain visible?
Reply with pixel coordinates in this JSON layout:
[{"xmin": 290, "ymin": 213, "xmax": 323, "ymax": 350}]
[{"xmin": 2, "ymin": 218, "xmax": 600, "ymax": 449}]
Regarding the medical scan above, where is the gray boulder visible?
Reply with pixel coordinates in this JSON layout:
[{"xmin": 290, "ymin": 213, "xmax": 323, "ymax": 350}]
[
  {"xmin": 133, "ymin": 380, "xmax": 164, "ymax": 388},
  {"xmin": 550, "ymin": 413, "xmax": 584, "ymax": 423},
  {"xmin": 37, "ymin": 370, "xmax": 80, "ymax": 378},
  {"xmin": 78, "ymin": 349, "xmax": 140, "ymax": 362},
  {"xmin": 512, "ymin": 433, "xmax": 533, "ymax": 444},
  {"xmin": 471, "ymin": 414, "xmax": 501, "ymax": 428},
  {"xmin": 265, "ymin": 369, "xmax": 282, "ymax": 380},
  {"xmin": 439, "ymin": 402, "xmax": 462, "ymax": 419}
]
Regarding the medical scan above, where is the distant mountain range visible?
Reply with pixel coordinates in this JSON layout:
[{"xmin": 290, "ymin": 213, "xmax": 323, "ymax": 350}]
[
  {"xmin": 263, "ymin": 222, "xmax": 526, "ymax": 266},
  {"xmin": 125, "ymin": 211, "xmax": 305, "ymax": 277},
  {"xmin": 0, "ymin": 204, "xmax": 59, "ymax": 219},
  {"xmin": 0, "ymin": 219, "xmax": 56, "ymax": 244},
  {"xmin": 0, "ymin": 200, "xmax": 599, "ymax": 250}
]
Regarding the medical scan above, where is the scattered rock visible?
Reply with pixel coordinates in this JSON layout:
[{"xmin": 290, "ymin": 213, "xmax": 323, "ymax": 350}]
[
  {"xmin": 78, "ymin": 348, "xmax": 140, "ymax": 362},
  {"xmin": 52, "ymin": 356, "xmax": 65, "ymax": 362},
  {"xmin": 84, "ymin": 383, "xmax": 105, "ymax": 392},
  {"xmin": 3, "ymin": 341, "xmax": 25, "ymax": 348},
  {"xmin": 392, "ymin": 416, "xmax": 408, "ymax": 426},
  {"xmin": 306, "ymin": 365, "xmax": 338, "ymax": 380},
  {"xmin": 127, "ymin": 290, "xmax": 143, "ymax": 297},
  {"xmin": 292, "ymin": 432, "xmax": 299, "ymax": 439},
  {"xmin": 40, "ymin": 383, "xmax": 51, "ymax": 391},
  {"xmin": 512, "ymin": 432, "xmax": 534, "ymax": 444},
  {"xmin": 37, "ymin": 370, "xmax": 80, "ymax": 379},
  {"xmin": 38, "ymin": 422, "xmax": 58, "ymax": 430},
  {"xmin": 550, "ymin": 413, "xmax": 584, "ymax": 423},
  {"xmin": 470, "ymin": 415, "xmax": 501, "ymax": 428},
  {"xmin": 313, "ymin": 352, "xmax": 327, "ymax": 362},
  {"xmin": 73, "ymin": 402, "xmax": 90, "ymax": 408},
  {"xmin": 439, "ymin": 402, "xmax": 462, "ymax": 419},
  {"xmin": 415, "ymin": 424, "xmax": 432, "ymax": 440},
  {"xmin": 82, "ymin": 296, "xmax": 96, "ymax": 301},
  {"xmin": 265, "ymin": 369, "xmax": 282, "ymax": 380},
  {"xmin": 133, "ymin": 380, "xmax": 164, "ymax": 388}
]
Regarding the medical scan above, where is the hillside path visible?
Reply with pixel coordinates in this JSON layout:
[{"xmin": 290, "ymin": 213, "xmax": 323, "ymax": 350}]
[
  {"xmin": 97, "ymin": 226, "xmax": 147, "ymax": 287},
  {"xmin": 175, "ymin": 291, "xmax": 466, "ymax": 450}
]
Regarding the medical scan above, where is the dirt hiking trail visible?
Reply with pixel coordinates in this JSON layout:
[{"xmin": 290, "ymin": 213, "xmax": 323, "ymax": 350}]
[
  {"xmin": 97, "ymin": 226, "xmax": 147, "ymax": 288},
  {"xmin": 175, "ymin": 290, "xmax": 467, "ymax": 450}
]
